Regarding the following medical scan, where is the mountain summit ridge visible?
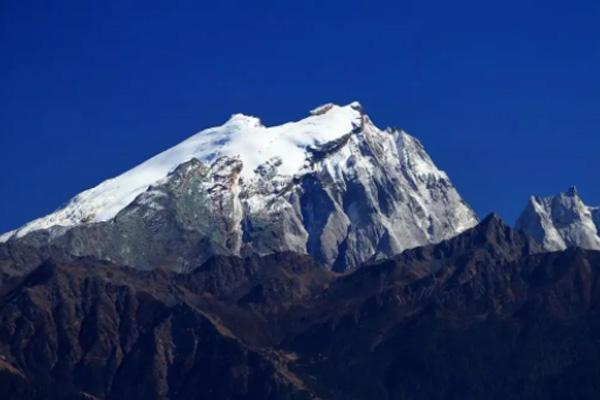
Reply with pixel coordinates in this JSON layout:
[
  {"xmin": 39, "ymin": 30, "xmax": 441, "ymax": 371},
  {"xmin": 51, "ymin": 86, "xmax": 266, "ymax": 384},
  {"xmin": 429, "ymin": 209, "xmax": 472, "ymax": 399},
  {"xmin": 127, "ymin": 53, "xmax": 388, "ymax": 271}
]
[
  {"xmin": 0, "ymin": 102, "xmax": 363, "ymax": 241},
  {"xmin": 0, "ymin": 102, "xmax": 478, "ymax": 271}
]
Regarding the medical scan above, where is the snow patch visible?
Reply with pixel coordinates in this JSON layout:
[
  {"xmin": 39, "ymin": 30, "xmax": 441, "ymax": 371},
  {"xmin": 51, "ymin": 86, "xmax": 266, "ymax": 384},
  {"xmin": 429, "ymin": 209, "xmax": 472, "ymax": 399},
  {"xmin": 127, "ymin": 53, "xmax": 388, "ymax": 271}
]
[{"xmin": 1, "ymin": 103, "xmax": 362, "ymax": 241}]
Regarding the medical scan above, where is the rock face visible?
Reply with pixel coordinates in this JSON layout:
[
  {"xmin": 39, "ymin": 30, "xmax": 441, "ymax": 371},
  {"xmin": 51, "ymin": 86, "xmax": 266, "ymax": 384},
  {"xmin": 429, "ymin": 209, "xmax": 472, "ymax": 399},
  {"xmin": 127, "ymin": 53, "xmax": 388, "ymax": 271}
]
[
  {"xmin": 516, "ymin": 186, "xmax": 600, "ymax": 251},
  {"xmin": 4, "ymin": 216, "xmax": 600, "ymax": 399},
  {"xmin": 0, "ymin": 102, "xmax": 477, "ymax": 272}
]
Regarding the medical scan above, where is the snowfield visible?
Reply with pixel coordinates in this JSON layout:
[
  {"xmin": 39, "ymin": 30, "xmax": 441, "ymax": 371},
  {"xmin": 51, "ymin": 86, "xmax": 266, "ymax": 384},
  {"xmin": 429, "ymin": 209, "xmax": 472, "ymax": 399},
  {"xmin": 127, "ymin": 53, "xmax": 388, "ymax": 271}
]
[{"xmin": 0, "ymin": 103, "xmax": 363, "ymax": 241}]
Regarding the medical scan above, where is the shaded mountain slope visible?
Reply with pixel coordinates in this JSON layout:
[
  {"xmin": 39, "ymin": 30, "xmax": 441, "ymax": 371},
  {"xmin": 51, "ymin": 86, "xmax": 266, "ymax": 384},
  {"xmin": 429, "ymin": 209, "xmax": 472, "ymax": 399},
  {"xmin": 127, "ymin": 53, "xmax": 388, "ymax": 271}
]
[
  {"xmin": 2, "ymin": 216, "xmax": 600, "ymax": 399},
  {"xmin": 0, "ymin": 257, "xmax": 317, "ymax": 400}
]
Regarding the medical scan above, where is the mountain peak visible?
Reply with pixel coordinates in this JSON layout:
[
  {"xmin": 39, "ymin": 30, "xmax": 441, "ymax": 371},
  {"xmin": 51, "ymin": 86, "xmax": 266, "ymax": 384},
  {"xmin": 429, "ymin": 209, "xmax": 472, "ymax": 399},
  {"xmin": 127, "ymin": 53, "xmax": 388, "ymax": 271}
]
[
  {"xmin": 516, "ymin": 188, "xmax": 600, "ymax": 251},
  {"xmin": 348, "ymin": 100, "xmax": 363, "ymax": 111},
  {"xmin": 472, "ymin": 212, "xmax": 513, "ymax": 244},
  {"xmin": 225, "ymin": 113, "xmax": 262, "ymax": 127},
  {"xmin": 565, "ymin": 185, "xmax": 578, "ymax": 197},
  {"xmin": 481, "ymin": 212, "xmax": 504, "ymax": 226},
  {"xmin": 0, "ymin": 102, "xmax": 477, "ymax": 271}
]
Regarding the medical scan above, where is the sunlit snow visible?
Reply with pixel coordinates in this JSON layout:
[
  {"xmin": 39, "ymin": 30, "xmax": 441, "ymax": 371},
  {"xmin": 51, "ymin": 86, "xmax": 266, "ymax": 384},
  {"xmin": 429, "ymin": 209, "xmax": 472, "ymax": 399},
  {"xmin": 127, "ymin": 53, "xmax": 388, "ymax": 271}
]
[{"xmin": 0, "ymin": 102, "xmax": 362, "ymax": 240}]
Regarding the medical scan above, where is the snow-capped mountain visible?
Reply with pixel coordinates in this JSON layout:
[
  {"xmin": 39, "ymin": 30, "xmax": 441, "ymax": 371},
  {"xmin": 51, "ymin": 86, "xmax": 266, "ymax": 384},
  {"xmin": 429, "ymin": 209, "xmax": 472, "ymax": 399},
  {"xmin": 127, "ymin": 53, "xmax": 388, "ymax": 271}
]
[
  {"xmin": 515, "ymin": 186, "xmax": 600, "ymax": 251},
  {"xmin": 0, "ymin": 102, "xmax": 478, "ymax": 271}
]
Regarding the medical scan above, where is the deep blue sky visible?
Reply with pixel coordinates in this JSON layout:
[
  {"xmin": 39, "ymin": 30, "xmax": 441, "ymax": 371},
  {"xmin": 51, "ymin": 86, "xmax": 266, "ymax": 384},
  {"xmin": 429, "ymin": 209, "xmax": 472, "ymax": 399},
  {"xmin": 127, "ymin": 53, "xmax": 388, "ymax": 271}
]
[{"xmin": 1, "ymin": 0, "xmax": 599, "ymax": 233}]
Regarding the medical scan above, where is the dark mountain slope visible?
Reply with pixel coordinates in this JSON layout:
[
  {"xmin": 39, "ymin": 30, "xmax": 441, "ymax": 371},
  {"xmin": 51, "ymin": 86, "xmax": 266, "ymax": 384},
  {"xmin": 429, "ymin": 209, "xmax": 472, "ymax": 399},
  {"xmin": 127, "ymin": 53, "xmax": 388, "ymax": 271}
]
[
  {"xmin": 1, "ymin": 216, "xmax": 600, "ymax": 399},
  {"xmin": 0, "ymin": 258, "xmax": 315, "ymax": 400},
  {"xmin": 282, "ymin": 218, "xmax": 600, "ymax": 399}
]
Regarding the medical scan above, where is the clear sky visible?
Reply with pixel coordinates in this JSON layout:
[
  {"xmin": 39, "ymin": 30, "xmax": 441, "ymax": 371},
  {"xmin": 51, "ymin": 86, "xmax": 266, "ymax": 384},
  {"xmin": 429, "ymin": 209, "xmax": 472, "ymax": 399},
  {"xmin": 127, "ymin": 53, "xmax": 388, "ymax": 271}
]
[{"xmin": 1, "ymin": 0, "xmax": 599, "ymax": 233}]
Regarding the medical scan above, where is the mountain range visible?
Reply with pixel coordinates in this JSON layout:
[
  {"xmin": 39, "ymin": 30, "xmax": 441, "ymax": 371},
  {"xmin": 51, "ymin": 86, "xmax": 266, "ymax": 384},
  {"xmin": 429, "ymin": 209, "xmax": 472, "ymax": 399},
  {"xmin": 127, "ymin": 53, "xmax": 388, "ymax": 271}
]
[{"xmin": 1, "ymin": 103, "xmax": 599, "ymax": 400}]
